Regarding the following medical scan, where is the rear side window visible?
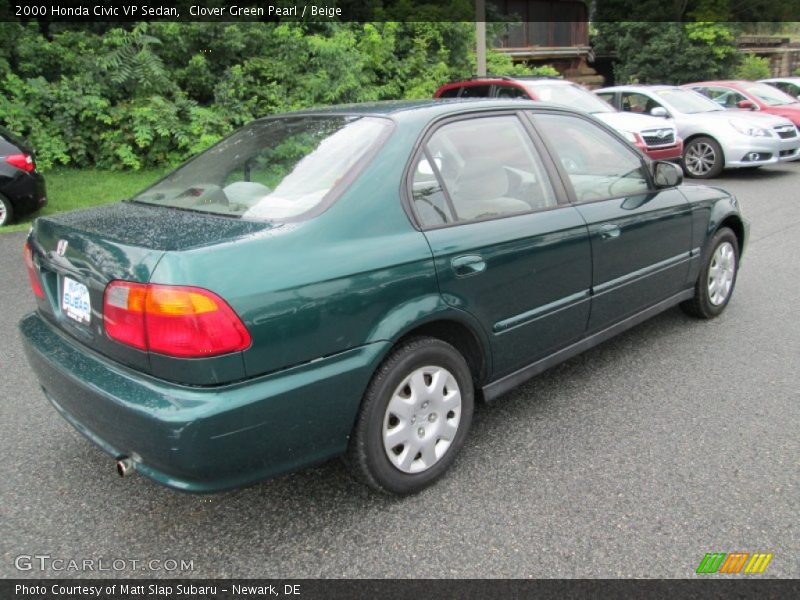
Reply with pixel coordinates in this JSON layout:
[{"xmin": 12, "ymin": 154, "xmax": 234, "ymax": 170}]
[
  {"xmin": 409, "ymin": 115, "xmax": 557, "ymax": 228},
  {"xmin": 496, "ymin": 85, "xmax": 529, "ymax": 99},
  {"xmin": 134, "ymin": 116, "xmax": 392, "ymax": 221},
  {"xmin": 459, "ymin": 85, "xmax": 492, "ymax": 98},
  {"xmin": 438, "ymin": 87, "xmax": 461, "ymax": 98},
  {"xmin": 533, "ymin": 113, "xmax": 650, "ymax": 203}
]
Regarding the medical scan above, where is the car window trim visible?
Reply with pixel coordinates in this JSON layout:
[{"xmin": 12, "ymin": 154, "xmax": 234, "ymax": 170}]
[
  {"xmin": 523, "ymin": 108, "xmax": 657, "ymax": 207},
  {"xmin": 423, "ymin": 147, "xmax": 459, "ymax": 222},
  {"xmin": 400, "ymin": 109, "xmax": 572, "ymax": 232}
]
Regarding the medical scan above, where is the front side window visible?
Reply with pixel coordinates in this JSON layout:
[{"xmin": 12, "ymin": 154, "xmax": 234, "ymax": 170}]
[
  {"xmin": 533, "ymin": 113, "xmax": 650, "ymax": 203},
  {"xmin": 134, "ymin": 116, "xmax": 391, "ymax": 221},
  {"xmin": 621, "ymin": 92, "xmax": 659, "ymax": 114},
  {"xmin": 696, "ymin": 86, "xmax": 748, "ymax": 109},
  {"xmin": 409, "ymin": 115, "xmax": 557, "ymax": 227}
]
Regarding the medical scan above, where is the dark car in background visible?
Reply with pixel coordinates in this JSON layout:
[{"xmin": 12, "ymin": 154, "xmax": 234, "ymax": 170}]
[
  {"xmin": 20, "ymin": 100, "xmax": 745, "ymax": 495},
  {"xmin": 0, "ymin": 126, "xmax": 47, "ymax": 226},
  {"xmin": 0, "ymin": 127, "xmax": 47, "ymax": 227}
]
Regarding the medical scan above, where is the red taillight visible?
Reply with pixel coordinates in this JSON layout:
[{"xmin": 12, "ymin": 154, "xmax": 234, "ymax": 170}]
[
  {"xmin": 5, "ymin": 153, "xmax": 35, "ymax": 173},
  {"xmin": 103, "ymin": 282, "xmax": 251, "ymax": 358},
  {"xmin": 23, "ymin": 242, "xmax": 44, "ymax": 298}
]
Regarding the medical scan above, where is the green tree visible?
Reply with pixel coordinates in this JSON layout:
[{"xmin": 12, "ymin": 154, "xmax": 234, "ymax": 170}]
[
  {"xmin": 593, "ymin": 22, "xmax": 739, "ymax": 84},
  {"xmin": 735, "ymin": 55, "xmax": 771, "ymax": 80}
]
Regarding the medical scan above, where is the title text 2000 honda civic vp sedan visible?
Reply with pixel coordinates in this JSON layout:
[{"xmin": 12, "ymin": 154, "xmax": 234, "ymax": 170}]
[{"xmin": 20, "ymin": 100, "xmax": 747, "ymax": 495}]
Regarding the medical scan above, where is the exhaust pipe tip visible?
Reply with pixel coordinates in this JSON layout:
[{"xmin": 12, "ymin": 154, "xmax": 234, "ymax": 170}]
[{"xmin": 116, "ymin": 456, "xmax": 134, "ymax": 478}]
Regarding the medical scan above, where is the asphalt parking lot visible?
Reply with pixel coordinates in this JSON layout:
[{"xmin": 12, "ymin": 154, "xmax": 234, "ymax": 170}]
[{"xmin": 2, "ymin": 163, "xmax": 798, "ymax": 579}]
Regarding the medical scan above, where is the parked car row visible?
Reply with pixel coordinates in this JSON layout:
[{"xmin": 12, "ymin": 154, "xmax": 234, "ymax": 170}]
[
  {"xmin": 434, "ymin": 77, "xmax": 684, "ymax": 163},
  {"xmin": 596, "ymin": 85, "xmax": 800, "ymax": 178},
  {"xmin": 434, "ymin": 76, "xmax": 800, "ymax": 180}
]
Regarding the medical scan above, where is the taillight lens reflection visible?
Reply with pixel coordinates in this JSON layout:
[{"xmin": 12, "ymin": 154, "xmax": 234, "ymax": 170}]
[
  {"xmin": 23, "ymin": 242, "xmax": 44, "ymax": 298},
  {"xmin": 103, "ymin": 281, "xmax": 251, "ymax": 358}
]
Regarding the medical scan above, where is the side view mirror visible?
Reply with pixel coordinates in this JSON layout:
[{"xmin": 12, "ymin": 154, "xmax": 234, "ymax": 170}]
[
  {"xmin": 650, "ymin": 106, "xmax": 668, "ymax": 118},
  {"xmin": 653, "ymin": 161, "xmax": 683, "ymax": 188},
  {"xmin": 737, "ymin": 100, "xmax": 756, "ymax": 110}
]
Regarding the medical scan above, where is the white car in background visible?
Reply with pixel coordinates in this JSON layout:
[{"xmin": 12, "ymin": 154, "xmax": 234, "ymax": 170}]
[
  {"xmin": 596, "ymin": 85, "xmax": 800, "ymax": 178},
  {"xmin": 760, "ymin": 77, "xmax": 800, "ymax": 99}
]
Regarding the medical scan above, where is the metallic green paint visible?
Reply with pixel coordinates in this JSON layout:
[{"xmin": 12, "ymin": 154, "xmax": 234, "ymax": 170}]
[
  {"xmin": 18, "ymin": 100, "xmax": 747, "ymax": 492},
  {"xmin": 21, "ymin": 312, "xmax": 390, "ymax": 492}
]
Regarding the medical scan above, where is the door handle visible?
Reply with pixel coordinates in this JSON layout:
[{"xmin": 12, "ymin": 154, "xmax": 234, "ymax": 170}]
[
  {"xmin": 451, "ymin": 255, "xmax": 486, "ymax": 278},
  {"xmin": 598, "ymin": 223, "xmax": 621, "ymax": 240}
]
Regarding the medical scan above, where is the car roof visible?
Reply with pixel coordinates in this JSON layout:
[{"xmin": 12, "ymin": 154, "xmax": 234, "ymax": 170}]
[
  {"xmin": 683, "ymin": 81, "xmax": 755, "ymax": 87},
  {"xmin": 597, "ymin": 85, "xmax": 682, "ymax": 92},
  {"xmin": 264, "ymin": 98, "xmax": 566, "ymax": 121}
]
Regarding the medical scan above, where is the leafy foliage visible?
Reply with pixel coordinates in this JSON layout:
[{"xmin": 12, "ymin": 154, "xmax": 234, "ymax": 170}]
[
  {"xmin": 593, "ymin": 22, "xmax": 739, "ymax": 85},
  {"xmin": 735, "ymin": 55, "xmax": 771, "ymax": 80},
  {"xmin": 0, "ymin": 22, "xmax": 553, "ymax": 171}
]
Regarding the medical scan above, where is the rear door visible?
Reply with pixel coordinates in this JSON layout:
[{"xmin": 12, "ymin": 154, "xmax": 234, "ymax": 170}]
[
  {"xmin": 407, "ymin": 112, "xmax": 592, "ymax": 378},
  {"xmin": 530, "ymin": 111, "xmax": 693, "ymax": 333}
]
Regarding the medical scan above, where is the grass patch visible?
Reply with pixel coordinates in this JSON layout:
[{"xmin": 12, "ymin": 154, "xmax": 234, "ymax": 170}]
[{"xmin": 2, "ymin": 167, "xmax": 168, "ymax": 233}]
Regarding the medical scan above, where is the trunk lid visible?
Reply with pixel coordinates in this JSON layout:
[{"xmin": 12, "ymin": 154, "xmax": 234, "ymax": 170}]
[{"xmin": 29, "ymin": 201, "xmax": 274, "ymax": 375}]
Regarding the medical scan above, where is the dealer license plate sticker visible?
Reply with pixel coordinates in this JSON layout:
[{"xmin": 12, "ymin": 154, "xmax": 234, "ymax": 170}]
[{"xmin": 62, "ymin": 277, "xmax": 91, "ymax": 324}]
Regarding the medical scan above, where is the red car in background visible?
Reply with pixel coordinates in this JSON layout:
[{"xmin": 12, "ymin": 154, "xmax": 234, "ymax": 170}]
[
  {"xmin": 684, "ymin": 80, "xmax": 800, "ymax": 127},
  {"xmin": 434, "ymin": 77, "xmax": 683, "ymax": 162}
]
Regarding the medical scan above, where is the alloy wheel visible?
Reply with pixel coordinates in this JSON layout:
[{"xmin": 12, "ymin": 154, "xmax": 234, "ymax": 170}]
[
  {"xmin": 685, "ymin": 142, "xmax": 717, "ymax": 176},
  {"xmin": 708, "ymin": 241, "xmax": 736, "ymax": 306}
]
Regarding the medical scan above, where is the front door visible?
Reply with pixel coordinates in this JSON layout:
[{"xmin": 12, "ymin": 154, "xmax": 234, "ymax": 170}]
[
  {"xmin": 407, "ymin": 113, "xmax": 592, "ymax": 377},
  {"xmin": 531, "ymin": 111, "xmax": 693, "ymax": 333}
]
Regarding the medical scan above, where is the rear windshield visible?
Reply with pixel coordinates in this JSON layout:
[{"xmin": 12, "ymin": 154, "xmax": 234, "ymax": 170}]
[{"xmin": 133, "ymin": 115, "xmax": 392, "ymax": 221}]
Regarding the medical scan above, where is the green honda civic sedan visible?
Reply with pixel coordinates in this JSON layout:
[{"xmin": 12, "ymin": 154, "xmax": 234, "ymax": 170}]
[{"xmin": 19, "ymin": 99, "xmax": 747, "ymax": 495}]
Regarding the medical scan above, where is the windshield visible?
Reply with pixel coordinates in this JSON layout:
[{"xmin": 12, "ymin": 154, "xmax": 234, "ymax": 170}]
[
  {"xmin": 525, "ymin": 83, "xmax": 615, "ymax": 113},
  {"xmin": 133, "ymin": 115, "xmax": 391, "ymax": 221},
  {"xmin": 741, "ymin": 82, "xmax": 799, "ymax": 106},
  {"xmin": 655, "ymin": 89, "xmax": 725, "ymax": 114}
]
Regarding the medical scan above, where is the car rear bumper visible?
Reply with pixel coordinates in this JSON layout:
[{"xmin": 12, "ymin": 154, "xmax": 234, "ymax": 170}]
[
  {"xmin": 3, "ymin": 171, "xmax": 47, "ymax": 217},
  {"xmin": 20, "ymin": 312, "xmax": 387, "ymax": 493}
]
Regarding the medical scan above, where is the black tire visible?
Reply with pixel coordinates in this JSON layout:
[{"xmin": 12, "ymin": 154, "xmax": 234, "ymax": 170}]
[
  {"xmin": 681, "ymin": 227, "xmax": 740, "ymax": 319},
  {"xmin": 682, "ymin": 136, "xmax": 724, "ymax": 179},
  {"xmin": 345, "ymin": 336, "xmax": 474, "ymax": 495},
  {"xmin": 0, "ymin": 195, "xmax": 13, "ymax": 227}
]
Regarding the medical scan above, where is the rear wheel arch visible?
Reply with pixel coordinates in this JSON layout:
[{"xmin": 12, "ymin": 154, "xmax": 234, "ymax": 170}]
[{"xmin": 393, "ymin": 319, "xmax": 489, "ymax": 389}]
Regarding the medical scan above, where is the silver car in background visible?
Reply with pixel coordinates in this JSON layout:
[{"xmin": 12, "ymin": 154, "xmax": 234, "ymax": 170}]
[{"xmin": 596, "ymin": 85, "xmax": 800, "ymax": 178}]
